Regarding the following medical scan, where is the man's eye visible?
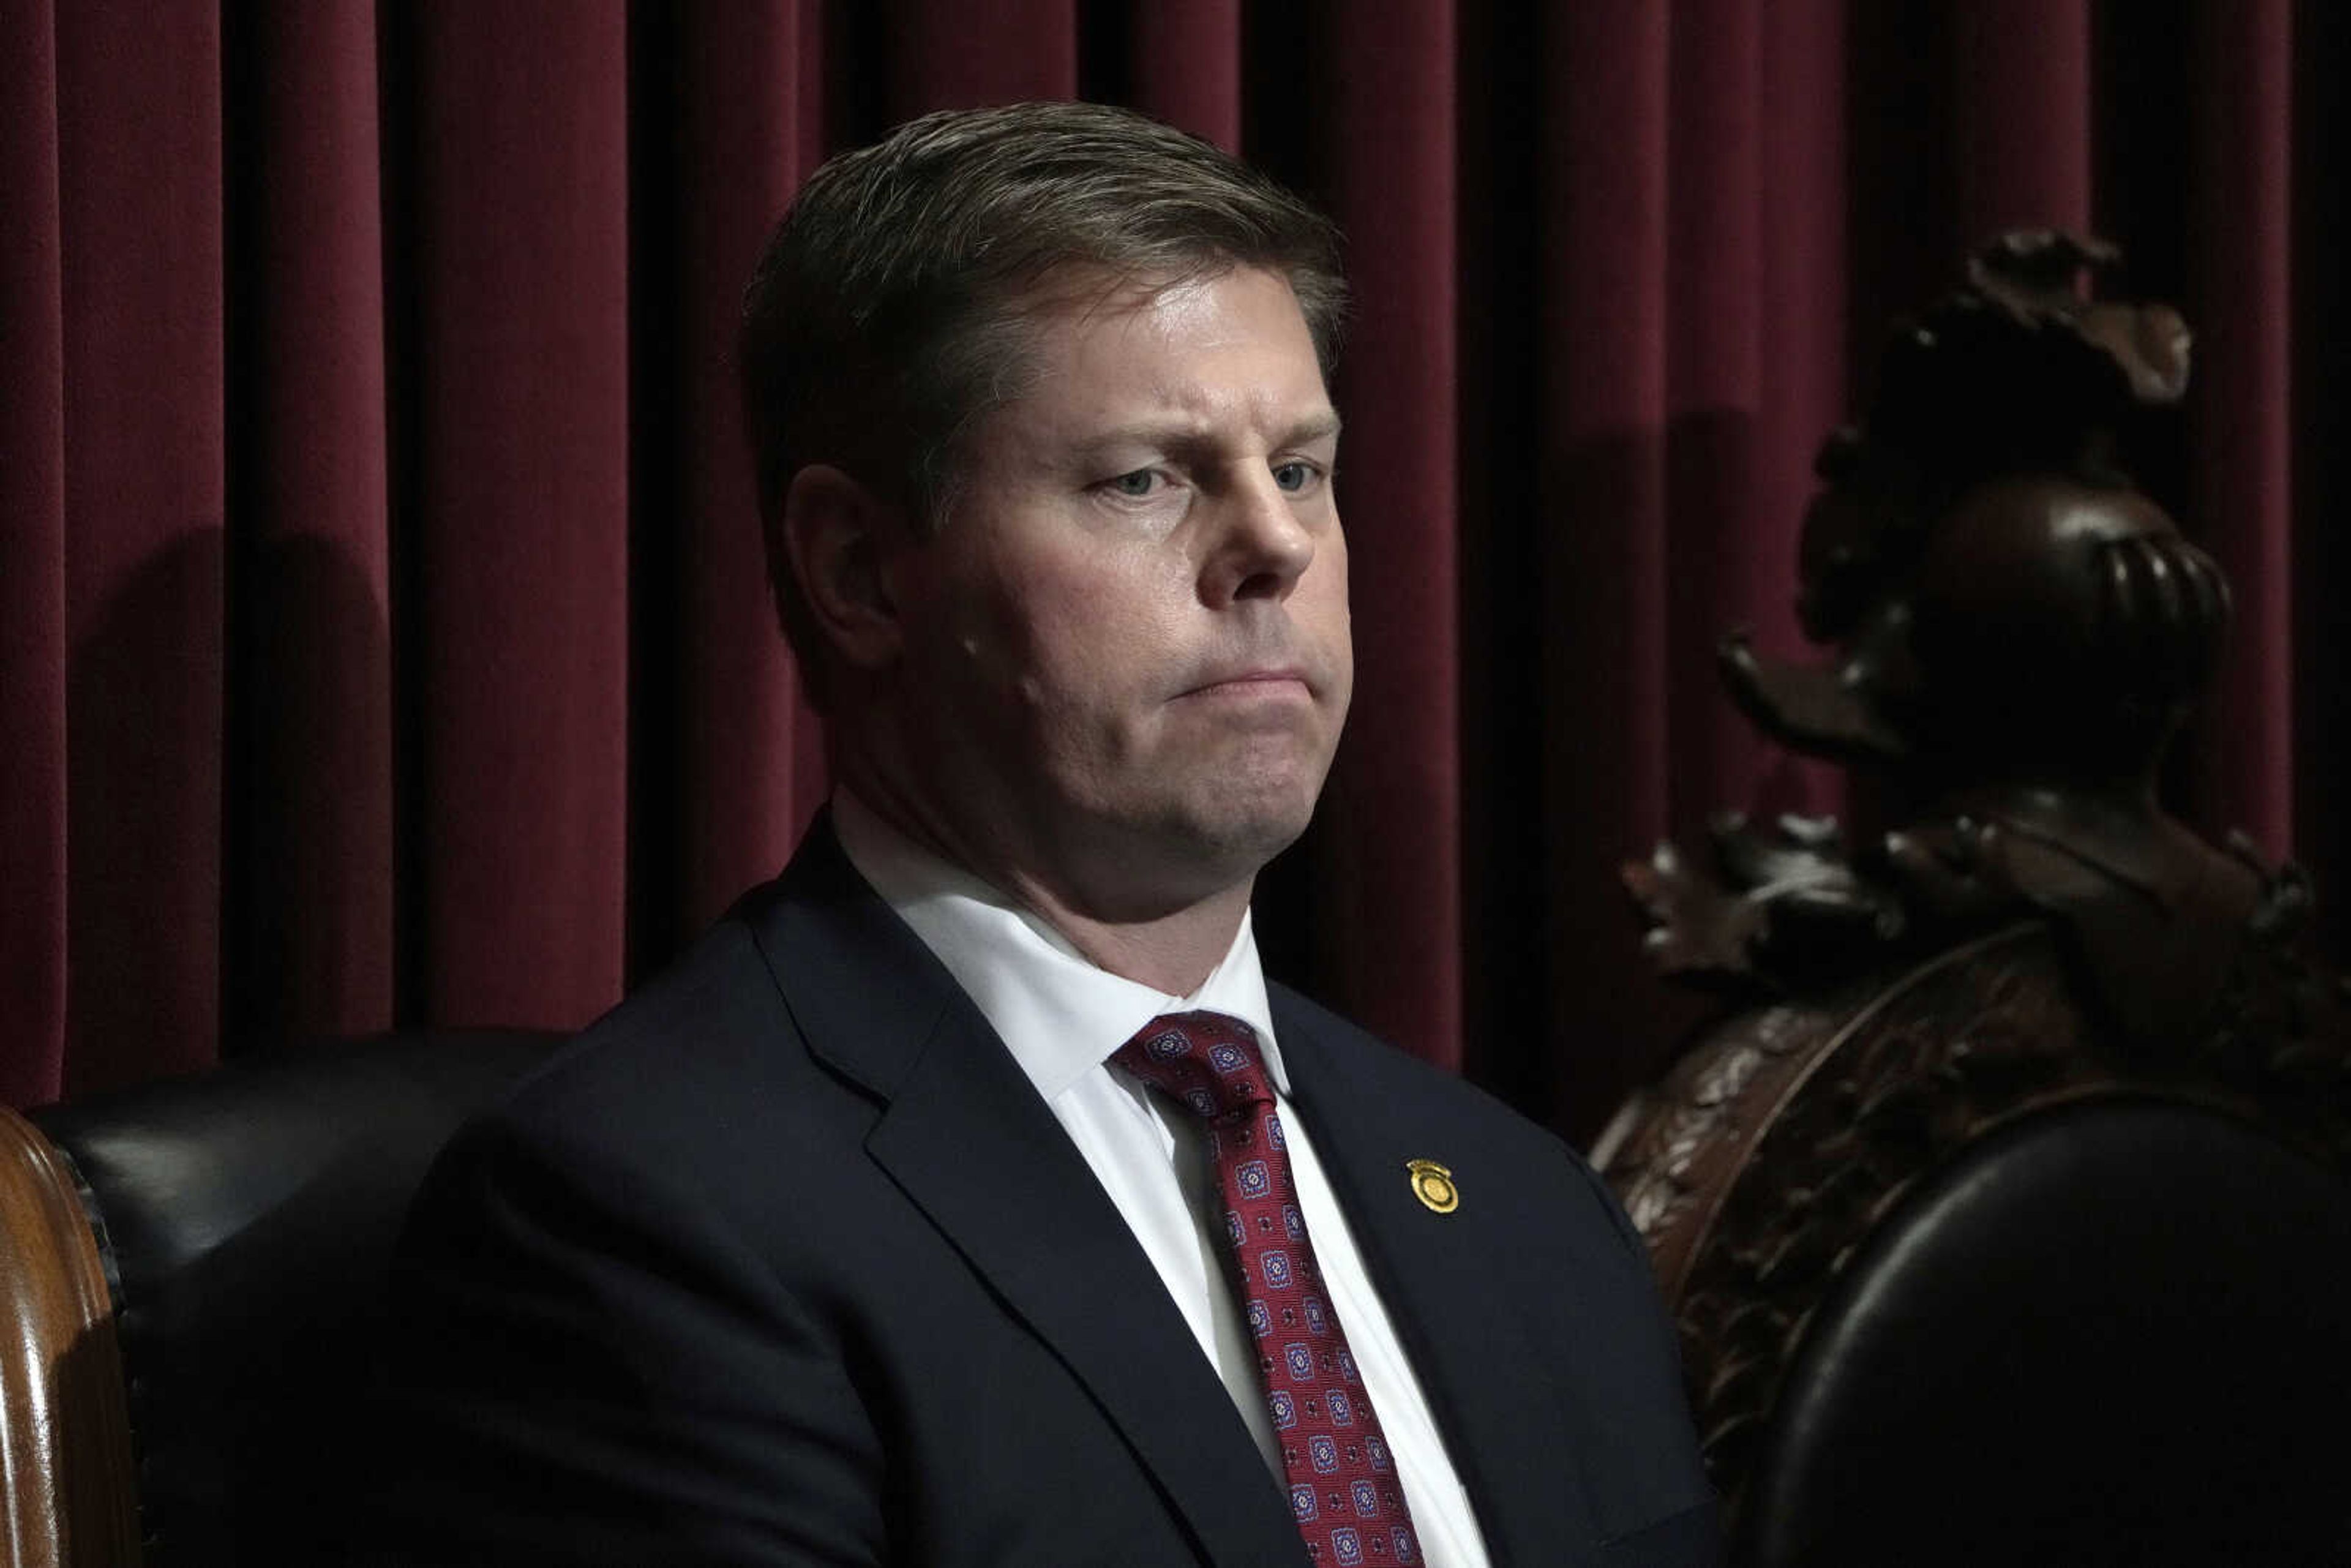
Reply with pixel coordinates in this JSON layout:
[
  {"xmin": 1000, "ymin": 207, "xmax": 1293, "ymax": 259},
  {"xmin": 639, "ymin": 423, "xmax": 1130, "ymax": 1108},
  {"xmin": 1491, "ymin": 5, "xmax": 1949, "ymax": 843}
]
[
  {"xmin": 1272, "ymin": 461, "xmax": 1319, "ymax": 493},
  {"xmin": 1107, "ymin": 470, "xmax": 1160, "ymax": 498}
]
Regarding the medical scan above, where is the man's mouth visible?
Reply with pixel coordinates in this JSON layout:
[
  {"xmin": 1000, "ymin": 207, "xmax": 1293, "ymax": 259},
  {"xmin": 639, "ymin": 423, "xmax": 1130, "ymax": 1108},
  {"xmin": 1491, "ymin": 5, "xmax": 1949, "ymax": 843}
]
[{"xmin": 1180, "ymin": 666, "xmax": 1314, "ymax": 700}]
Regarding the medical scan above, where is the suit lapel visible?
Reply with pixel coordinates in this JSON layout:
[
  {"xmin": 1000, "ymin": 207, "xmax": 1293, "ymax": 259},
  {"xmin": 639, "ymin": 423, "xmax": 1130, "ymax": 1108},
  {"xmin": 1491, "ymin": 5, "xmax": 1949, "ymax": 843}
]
[
  {"xmin": 1272, "ymin": 995, "xmax": 1603, "ymax": 1568},
  {"xmin": 748, "ymin": 824, "xmax": 1307, "ymax": 1568}
]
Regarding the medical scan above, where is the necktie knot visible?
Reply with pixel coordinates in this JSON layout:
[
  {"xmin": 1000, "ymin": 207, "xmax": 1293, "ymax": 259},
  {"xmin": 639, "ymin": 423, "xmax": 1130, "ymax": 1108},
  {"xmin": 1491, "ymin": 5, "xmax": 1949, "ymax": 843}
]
[{"xmin": 1112, "ymin": 1011, "xmax": 1274, "ymax": 1125}]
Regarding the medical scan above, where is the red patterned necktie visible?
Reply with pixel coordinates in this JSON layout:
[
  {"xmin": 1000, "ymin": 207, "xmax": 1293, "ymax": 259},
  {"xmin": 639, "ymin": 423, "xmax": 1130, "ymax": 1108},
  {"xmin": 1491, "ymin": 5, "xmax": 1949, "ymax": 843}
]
[{"xmin": 1112, "ymin": 1011, "xmax": 1423, "ymax": 1567}]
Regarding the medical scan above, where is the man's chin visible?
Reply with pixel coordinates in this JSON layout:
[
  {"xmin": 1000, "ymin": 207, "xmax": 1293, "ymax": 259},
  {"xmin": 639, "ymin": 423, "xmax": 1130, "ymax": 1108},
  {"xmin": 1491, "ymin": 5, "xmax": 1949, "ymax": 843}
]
[
  {"xmin": 1161, "ymin": 792, "xmax": 1320, "ymax": 890},
  {"xmin": 1049, "ymin": 795, "xmax": 1316, "ymax": 922}
]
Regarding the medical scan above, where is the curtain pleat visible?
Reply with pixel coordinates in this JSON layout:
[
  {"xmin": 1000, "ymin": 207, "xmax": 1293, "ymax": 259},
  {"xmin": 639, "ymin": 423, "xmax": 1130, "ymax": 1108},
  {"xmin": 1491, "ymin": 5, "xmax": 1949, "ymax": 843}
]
[
  {"xmin": 886, "ymin": 0, "xmax": 1076, "ymax": 116},
  {"xmin": 1664, "ymin": 0, "xmax": 1769, "ymax": 823},
  {"xmin": 660, "ymin": 0, "xmax": 829, "ymax": 948},
  {"xmin": 55, "ymin": 0, "xmax": 226, "ymax": 1098},
  {"xmin": 396, "ymin": 1, "xmax": 632, "ymax": 1027},
  {"xmin": 1534, "ymin": 4, "xmax": 1679, "ymax": 1120},
  {"xmin": 2291, "ymin": 2, "xmax": 2351, "ymax": 946},
  {"xmin": 1953, "ymin": 0, "xmax": 2094, "ymax": 236},
  {"xmin": 1316, "ymin": 0, "xmax": 1463, "ymax": 1070},
  {"xmin": 1753, "ymin": 0, "xmax": 1847, "ymax": 820},
  {"xmin": 2186, "ymin": 0, "xmax": 2293, "ymax": 857},
  {"xmin": 1128, "ymin": 0, "xmax": 1242, "ymax": 149},
  {"xmin": 0, "ymin": 0, "xmax": 70, "ymax": 1107},
  {"xmin": 0, "ymin": 2, "xmax": 2327, "ymax": 1139},
  {"xmin": 223, "ymin": 0, "xmax": 394, "ymax": 1048}
]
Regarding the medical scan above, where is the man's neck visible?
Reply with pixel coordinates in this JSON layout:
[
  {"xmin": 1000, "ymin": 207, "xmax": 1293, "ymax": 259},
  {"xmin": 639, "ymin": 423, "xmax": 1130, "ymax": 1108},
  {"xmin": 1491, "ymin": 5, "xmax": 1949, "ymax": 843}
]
[
  {"xmin": 834, "ymin": 771, "xmax": 1251, "ymax": 997},
  {"xmin": 992, "ymin": 872, "xmax": 1252, "ymax": 997}
]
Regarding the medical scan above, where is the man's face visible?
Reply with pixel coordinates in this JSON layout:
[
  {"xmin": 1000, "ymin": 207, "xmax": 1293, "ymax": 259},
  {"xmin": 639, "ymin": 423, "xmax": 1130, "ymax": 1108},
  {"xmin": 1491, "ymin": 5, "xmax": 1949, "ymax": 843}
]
[{"xmin": 885, "ymin": 265, "xmax": 1352, "ymax": 920}]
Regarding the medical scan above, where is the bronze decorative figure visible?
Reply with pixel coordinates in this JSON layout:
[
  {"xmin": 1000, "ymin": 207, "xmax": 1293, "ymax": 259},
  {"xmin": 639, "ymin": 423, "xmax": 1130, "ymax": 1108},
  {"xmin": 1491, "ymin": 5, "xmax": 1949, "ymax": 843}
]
[{"xmin": 1599, "ymin": 233, "xmax": 2351, "ymax": 1561}]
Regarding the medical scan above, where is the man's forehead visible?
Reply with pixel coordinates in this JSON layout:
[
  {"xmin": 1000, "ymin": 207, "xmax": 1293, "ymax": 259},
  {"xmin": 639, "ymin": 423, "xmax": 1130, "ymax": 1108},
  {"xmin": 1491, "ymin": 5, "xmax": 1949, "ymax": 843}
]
[
  {"xmin": 1020, "ymin": 281, "xmax": 1330, "ymax": 438},
  {"xmin": 1029, "ymin": 266, "xmax": 1318, "ymax": 369}
]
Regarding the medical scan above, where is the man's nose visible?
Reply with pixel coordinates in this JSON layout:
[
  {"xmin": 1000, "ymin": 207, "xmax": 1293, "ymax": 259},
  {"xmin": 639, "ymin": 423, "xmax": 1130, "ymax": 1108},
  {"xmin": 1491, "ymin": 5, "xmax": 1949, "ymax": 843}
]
[{"xmin": 1202, "ymin": 470, "xmax": 1318, "ymax": 604}]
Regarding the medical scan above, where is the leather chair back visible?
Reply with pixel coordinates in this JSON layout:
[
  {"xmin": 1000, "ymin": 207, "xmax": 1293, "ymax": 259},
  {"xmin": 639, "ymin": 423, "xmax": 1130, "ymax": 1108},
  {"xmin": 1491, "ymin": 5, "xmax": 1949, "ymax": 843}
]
[
  {"xmin": 1602, "ymin": 921, "xmax": 2351, "ymax": 1566},
  {"xmin": 1747, "ymin": 1093, "xmax": 2351, "ymax": 1566},
  {"xmin": 1, "ymin": 1030, "xmax": 562, "ymax": 1566}
]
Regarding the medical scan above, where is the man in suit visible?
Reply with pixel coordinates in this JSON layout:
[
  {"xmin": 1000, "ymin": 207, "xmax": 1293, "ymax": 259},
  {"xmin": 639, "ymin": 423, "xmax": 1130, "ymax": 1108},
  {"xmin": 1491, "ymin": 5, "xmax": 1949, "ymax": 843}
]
[{"xmin": 380, "ymin": 101, "xmax": 1716, "ymax": 1566}]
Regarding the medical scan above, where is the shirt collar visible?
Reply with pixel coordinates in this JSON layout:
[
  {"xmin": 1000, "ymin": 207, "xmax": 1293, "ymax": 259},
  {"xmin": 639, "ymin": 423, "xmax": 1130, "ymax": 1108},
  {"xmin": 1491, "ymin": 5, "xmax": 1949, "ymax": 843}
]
[{"xmin": 831, "ymin": 789, "xmax": 1288, "ymax": 1104}]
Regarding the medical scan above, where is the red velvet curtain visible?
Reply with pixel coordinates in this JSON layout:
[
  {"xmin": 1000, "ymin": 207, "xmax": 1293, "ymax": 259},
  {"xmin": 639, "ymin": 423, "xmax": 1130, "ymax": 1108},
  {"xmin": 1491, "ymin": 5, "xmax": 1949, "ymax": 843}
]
[{"xmin": 0, "ymin": 0, "xmax": 2321, "ymax": 1142}]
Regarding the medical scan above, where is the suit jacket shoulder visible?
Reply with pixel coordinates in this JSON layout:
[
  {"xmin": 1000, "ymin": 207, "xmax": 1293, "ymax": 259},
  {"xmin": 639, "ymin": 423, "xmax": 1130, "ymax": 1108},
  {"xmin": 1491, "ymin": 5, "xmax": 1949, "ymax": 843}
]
[{"xmin": 380, "ymin": 833, "xmax": 1308, "ymax": 1566}]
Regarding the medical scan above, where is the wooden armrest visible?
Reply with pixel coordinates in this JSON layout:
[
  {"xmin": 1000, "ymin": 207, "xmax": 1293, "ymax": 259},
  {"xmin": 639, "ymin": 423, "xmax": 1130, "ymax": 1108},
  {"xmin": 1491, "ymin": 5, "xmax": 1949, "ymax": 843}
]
[{"xmin": 1, "ymin": 1105, "xmax": 143, "ymax": 1567}]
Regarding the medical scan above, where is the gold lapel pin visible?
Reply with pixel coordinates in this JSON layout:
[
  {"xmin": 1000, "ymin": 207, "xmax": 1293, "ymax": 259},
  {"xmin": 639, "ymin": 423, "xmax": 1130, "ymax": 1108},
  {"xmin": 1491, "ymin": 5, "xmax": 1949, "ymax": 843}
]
[{"xmin": 1406, "ymin": 1158, "xmax": 1459, "ymax": 1215}]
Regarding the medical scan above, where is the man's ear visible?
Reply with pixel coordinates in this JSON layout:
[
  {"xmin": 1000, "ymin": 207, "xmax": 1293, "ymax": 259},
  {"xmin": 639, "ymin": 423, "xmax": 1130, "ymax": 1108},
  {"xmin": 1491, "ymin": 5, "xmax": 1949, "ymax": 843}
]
[{"xmin": 779, "ymin": 464, "xmax": 910, "ymax": 671}]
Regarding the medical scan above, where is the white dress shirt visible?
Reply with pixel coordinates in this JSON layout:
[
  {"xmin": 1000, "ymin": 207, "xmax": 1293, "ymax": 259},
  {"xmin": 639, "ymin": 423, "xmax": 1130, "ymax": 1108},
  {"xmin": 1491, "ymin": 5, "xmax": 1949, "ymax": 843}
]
[{"xmin": 832, "ymin": 792, "xmax": 1494, "ymax": 1568}]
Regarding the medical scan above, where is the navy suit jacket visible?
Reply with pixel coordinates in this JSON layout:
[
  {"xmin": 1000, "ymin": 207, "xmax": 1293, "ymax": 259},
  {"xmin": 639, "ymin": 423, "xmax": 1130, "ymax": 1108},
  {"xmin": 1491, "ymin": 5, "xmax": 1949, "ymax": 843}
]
[{"xmin": 377, "ymin": 821, "xmax": 1717, "ymax": 1566}]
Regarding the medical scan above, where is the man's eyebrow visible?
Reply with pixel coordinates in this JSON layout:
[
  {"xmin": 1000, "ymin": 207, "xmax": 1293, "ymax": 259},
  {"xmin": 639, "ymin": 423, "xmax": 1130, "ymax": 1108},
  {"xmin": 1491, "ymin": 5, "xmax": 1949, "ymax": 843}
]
[
  {"xmin": 1284, "ymin": 410, "xmax": 1344, "ymax": 445},
  {"xmin": 1068, "ymin": 409, "xmax": 1344, "ymax": 459},
  {"xmin": 1069, "ymin": 422, "xmax": 1200, "ymax": 457}
]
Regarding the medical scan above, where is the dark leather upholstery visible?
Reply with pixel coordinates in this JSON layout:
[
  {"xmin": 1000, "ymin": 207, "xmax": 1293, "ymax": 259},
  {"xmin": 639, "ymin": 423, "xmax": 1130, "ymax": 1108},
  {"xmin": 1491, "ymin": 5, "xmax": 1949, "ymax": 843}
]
[
  {"xmin": 29, "ymin": 1030, "xmax": 562, "ymax": 1566},
  {"xmin": 1747, "ymin": 1098, "xmax": 2351, "ymax": 1568}
]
